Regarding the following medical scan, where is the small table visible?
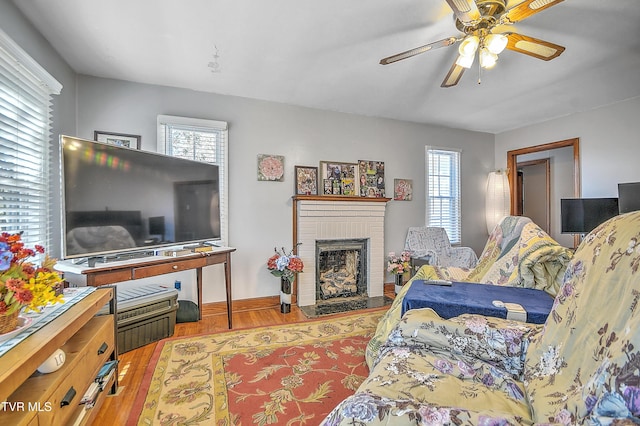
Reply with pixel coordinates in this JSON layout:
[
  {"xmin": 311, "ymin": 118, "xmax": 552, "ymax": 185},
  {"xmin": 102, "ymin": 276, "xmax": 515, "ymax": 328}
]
[
  {"xmin": 57, "ymin": 247, "xmax": 236, "ymax": 328},
  {"xmin": 401, "ymin": 280, "xmax": 554, "ymax": 324}
]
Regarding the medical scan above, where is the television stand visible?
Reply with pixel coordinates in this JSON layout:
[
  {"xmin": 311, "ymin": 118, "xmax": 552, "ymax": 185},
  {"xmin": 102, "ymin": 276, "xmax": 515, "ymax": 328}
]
[{"xmin": 57, "ymin": 247, "xmax": 236, "ymax": 328}]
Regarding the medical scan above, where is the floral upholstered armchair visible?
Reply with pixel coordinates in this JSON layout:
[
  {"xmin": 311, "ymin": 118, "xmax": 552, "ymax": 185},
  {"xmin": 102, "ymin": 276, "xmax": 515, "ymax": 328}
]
[{"xmin": 322, "ymin": 211, "xmax": 640, "ymax": 425}]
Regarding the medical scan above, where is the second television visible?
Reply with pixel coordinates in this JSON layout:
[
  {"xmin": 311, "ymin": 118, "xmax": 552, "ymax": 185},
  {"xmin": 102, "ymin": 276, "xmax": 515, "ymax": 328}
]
[{"xmin": 560, "ymin": 198, "xmax": 619, "ymax": 234}]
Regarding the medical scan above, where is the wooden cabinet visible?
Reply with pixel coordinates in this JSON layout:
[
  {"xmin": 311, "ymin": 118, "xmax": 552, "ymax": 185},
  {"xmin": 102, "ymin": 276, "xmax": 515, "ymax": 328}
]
[{"xmin": 0, "ymin": 288, "xmax": 116, "ymax": 426}]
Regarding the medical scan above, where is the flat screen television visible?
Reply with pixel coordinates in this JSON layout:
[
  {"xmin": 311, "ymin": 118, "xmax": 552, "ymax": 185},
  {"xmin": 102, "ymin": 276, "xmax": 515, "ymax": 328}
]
[
  {"xmin": 618, "ymin": 182, "xmax": 640, "ymax": 214},
  {"xmin": 561, "ymin": 198, "xmax": 619, "ymax": 234},
  {"xmin": 60, "ymin": 135, "xmax": 221, "ymax": 260}
]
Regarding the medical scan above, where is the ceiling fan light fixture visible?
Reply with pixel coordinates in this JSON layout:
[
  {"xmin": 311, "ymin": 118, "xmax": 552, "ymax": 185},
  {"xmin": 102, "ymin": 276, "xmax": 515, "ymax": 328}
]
[
  {"xmin": 479, "ymin": 48, "xmax": 498, "ymax": 68},
  {"xmin": 456, "ymin": 53, "xmax": 475, "ymax": 68},
  {"xmin": 485, "ymin": 33, "xmax": 508, "ymax": 54},
  {"xmin": 458, "ymin": 35, "xmax": 479, "ymax": 57}
]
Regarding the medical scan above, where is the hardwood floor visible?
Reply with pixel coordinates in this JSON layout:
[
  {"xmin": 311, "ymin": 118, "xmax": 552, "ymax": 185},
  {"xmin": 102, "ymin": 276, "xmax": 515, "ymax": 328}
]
[{"xmin": 93, "ymin": 285, "xmax": 395, "ymax": 425}]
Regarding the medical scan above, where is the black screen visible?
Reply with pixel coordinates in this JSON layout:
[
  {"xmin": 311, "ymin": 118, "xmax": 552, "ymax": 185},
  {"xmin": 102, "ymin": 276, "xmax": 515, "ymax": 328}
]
[
  {"xmin": 61, "ymin": 135, "xmax": 221, "ymax": 258},
  {"xmin": 618, "ymin": 182, "xmax": 640, "ymax": 214},
  {"xmin": 561, "ymin": 198, "xmax": 619, "ymax": 234}
]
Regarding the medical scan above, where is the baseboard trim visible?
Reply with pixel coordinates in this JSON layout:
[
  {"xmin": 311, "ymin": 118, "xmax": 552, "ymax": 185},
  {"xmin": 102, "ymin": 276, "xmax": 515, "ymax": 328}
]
[
  {"xmin": 202, "ymin": 283, "xmax": 396, "ymax": 316},
  {"xmin": 201, "ymin": 295, "xmax": 281, "ymax": 316}
]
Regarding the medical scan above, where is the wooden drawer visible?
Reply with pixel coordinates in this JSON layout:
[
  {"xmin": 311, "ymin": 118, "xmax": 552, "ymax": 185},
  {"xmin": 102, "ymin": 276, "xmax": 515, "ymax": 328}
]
[
  {"xmin": 86, "ymin": 269, "xmax": 133, "ymax": 286},
  {"xmin": 133, "ymin": 257, "xmax": 207, "ymax": 279},
  {"xmin": 39, "ymin": 315, "xmax": 114, "ymax": 425},
  {"xmin": 4, "ymin": 315, "xmax": 114, "ymax": 426}
]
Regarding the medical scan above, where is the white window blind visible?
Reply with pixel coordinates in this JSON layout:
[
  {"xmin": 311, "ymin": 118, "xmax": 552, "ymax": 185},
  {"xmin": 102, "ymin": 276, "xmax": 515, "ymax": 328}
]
[
  {"xmin": 157, "ymin": 115, "xmax": 229, "ymax": 246},
  {"xmin": 0, "ymin": 29, "xmax": 61, "ymax": 247},
  {"xmin": 426, "ymin": 146, "xmax": 461, "ymax": 244}
]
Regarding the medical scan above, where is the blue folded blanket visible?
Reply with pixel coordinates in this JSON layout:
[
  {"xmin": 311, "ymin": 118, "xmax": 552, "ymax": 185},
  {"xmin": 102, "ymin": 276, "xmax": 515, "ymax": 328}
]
[{"xmin": 401, "ymin": 280, "xmax": 554, "ymax": 324}]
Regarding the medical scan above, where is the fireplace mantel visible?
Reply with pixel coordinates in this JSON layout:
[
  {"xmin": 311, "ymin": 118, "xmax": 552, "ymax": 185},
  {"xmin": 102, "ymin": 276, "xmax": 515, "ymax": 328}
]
[
  {"xmin": 292, "ymin": 195, "xmax": 391, "ymax": 203},
  {"xmin": 292, "ymin": 196, "xmax": 390, "ymax": 307},
  {"xmin": 292, "ymin": 195, "xmax": 391, "ymax": 256}
]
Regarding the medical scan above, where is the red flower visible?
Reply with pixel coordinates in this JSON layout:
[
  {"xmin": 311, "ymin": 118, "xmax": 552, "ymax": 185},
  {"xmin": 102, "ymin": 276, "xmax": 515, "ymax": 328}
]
[
  {"xmin": 288, "ymin": 257, "xmax": 304, "ymax": 273},
  {"xmin": 5, "ymin": 278, "xmax": 24, "ymax": 292},
  {"xmin": 14, "ymin": 289, "xmax": 33, "ymax": 304},
  {"xmin": 21, "ymin": 264, "xmax": 35, "ymax": 277},
  {"xmin": 267, "ymin": 254, "xmax": 279, "ymax": 270},
  {"xmin": 0, "ymin": 301, "xmax": 7, "ymax": 315}
]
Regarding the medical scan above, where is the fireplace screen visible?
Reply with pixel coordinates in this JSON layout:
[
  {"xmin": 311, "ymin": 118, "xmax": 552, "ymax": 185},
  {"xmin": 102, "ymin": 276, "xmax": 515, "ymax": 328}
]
[{"xmin": 316, "ymin": 239, "xmax": 367, "ymax": 300}]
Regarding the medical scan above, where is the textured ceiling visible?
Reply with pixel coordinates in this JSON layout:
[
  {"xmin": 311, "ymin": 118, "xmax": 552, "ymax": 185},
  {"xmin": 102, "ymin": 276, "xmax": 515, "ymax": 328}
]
[{"xmin": 14, "ymin": 0, "xmax": 640, "ymax": 133}]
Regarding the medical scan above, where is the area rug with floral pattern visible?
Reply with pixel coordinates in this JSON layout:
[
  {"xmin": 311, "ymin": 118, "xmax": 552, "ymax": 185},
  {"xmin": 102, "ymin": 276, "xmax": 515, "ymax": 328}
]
[{"xmin": 128, "ymin": 309, "xmax": 386, "ymax": 425}]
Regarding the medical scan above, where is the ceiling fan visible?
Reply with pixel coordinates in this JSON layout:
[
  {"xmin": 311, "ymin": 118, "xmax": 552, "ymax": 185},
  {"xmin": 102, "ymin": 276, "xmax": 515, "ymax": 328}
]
[{"xmin": 380, "ymin": 0, "xmax": 566, "ymax": 87}]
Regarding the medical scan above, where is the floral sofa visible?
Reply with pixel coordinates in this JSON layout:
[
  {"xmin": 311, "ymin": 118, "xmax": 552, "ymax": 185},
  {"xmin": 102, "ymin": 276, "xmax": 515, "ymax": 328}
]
[
  {"xmin": 322, "ymin": 211, "xmax": 640, "ymax": 425},
  {"xmin": 366, "ymin": 216, "xmax": 573, "ymax": 365}
]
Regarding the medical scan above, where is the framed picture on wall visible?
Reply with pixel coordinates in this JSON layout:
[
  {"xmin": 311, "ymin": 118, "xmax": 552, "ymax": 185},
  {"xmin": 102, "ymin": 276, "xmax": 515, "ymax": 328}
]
[
  {"xmin": 319, "ymin": 161, "xmax": 358, "ymax": 196},
  {"xmin": 358, "ymin": 160, "xmax": 385, "ymax": 197},
  {"xmin": 294, "ymin": 166, "xmax": 318, "ymax": 195},
  {"xmin": 257, "ymin": 154, "xmax": 285, "ymax": 181},
  {"xmin": 394, "ymin": 178, "xmax": 413, "ymax": 201},
  {"xmin": 94, "ymin": 131, "xmax": 141, "ymax": 149}
]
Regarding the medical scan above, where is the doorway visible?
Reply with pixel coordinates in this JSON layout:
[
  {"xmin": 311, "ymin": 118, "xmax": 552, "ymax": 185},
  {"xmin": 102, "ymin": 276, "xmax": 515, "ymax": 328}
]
[{"xmin": 516, "ymin": 159, "xmax": 550, "ymax": 233}]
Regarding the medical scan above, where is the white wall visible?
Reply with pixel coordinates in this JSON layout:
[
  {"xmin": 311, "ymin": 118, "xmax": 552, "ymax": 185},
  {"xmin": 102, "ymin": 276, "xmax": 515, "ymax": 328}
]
[
  {"xmin": 495, "ymin": 96, "xmax": 640, "ymax": 198},
  {"xmin": 74, "ymin": 75, "xmax": 494, "ymax": 303}
]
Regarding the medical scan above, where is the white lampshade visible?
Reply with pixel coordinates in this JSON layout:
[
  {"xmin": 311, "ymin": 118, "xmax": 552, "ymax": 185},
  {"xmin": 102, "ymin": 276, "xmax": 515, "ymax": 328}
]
[
  {"xmin": 485, "ymin": 170, "xmax": 511, "ymax": 234},
  {"xmin": 485, "ymin": 33, "xmax": 508, "ymax": 54},
  {"xmin": 455, "ymin": 53, "xmax": 475, "ymax": 69},
  {"xmin": 458, "ymin": 35, "xmax": 479, "ymax": 57},
  {"xmin": 479, "ymin": 47, "xmax": 498, "ymax": 69}
]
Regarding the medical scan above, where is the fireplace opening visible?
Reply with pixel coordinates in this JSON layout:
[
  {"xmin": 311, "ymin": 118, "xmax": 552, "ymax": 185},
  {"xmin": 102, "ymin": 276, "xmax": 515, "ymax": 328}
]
[{"xmin": 316, "ymin": 239, "xmax": 367, "ymax": 300}]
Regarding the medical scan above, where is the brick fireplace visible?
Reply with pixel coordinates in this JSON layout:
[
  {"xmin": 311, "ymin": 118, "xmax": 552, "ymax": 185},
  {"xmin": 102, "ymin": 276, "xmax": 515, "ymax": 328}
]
[{"xmin": 293, "ymin": 195, "xmax": 390, "ymax": 308}]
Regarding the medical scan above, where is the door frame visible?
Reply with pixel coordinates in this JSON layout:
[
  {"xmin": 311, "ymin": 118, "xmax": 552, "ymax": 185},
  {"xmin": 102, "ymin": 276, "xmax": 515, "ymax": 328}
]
[{"xmin": 507, "ymin": 137, "xmax": 581, "ymax": 247}]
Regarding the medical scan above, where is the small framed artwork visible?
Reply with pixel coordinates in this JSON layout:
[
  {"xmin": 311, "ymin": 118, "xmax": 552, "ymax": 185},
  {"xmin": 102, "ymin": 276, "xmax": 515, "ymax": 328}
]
[
  {"xmin": 294, "ymin": 166, "xmax": 318, "ymax": 195},
  {"xmin": 319, "ymin": 161, "xmax": 358, "ymax": 196},
  {"xmin": 257, "ymin": 154, "xmax": 285, "ymax": 181},
  {"xmin": 94, "ymin": 131, "xmax": 141, "ymax": 149},
  {"xmin": 358, "ymin": 160, "xmax": 385, "ymax": 197},
  {"xmin": 394, "ymin": 178, "xmax": 413, "ymax": 201}
]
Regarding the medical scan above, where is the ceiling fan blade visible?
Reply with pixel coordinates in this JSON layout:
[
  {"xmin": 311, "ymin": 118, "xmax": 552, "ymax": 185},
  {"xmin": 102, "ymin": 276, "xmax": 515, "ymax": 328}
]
[
  {"xmin": 444, "ymin": 0, "xmax": 481, "ymax": 25},
  {"xmin": 380, "ymin": 37, "xmax": 458, "ymax": 65},
  {"xmin": 504, "ymin": 0, "xmax": 564, "ymax": 23},
  {"xmin": 441, "ymin": 61, "xmax": 466, "ymax": 88},
  {"xmin": 504, "ymin": 32, "xmax": 565, "ymax": 60}
]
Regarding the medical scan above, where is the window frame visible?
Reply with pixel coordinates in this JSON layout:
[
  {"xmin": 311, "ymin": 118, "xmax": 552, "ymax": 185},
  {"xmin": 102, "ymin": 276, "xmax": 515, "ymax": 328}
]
[
  {"xmin": 156, "ymin": 115, "xmax": 229, "ymax": 246},
  {"xmin": 425, "ymin": 146, "xmax": 462, "ymax": 244},
  {"xmin": 0, "ymin": 28, "xmax": 61, "ymax": 248}
]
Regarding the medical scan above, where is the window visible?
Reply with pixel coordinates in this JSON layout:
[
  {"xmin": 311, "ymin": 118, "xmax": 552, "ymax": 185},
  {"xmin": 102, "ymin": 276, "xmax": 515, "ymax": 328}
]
[
  {"xmin": 157, "ymin": 115, "xmax": 229, "ymax": 245},
  {"xmin": 425, "ymin": 146, "xmax": 461, "ymax": 244},
  {"xmin": 0, "ymin": 29, "xmax": 61, "ymax": 247}
]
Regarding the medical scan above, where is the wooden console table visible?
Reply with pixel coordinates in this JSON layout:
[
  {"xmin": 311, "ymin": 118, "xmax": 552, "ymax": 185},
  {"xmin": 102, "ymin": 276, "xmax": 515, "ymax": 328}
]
[{"xmin": 59, "ymin": 248, "xmax": 236, "ymax": 328}]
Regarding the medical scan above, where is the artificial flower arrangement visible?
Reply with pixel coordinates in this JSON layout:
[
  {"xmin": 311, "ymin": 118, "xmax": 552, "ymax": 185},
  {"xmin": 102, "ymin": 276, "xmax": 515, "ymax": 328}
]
[
  {"xmin": 267, "ymin": 244, "xmax": 304, "ymax": 282},
  {"xmin": 387, "ymin": 250, "xmax": 411, "ymax": 275},
  {"xmin": 0, "ymin": 232, "xmax": 64, "ymax": 327}
]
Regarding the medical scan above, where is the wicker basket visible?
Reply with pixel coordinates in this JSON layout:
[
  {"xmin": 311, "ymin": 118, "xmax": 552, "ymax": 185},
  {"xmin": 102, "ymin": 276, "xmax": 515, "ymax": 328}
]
[{"xmin": 0, "ymin": 310, "xmax": 19, "ymax": 335}]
